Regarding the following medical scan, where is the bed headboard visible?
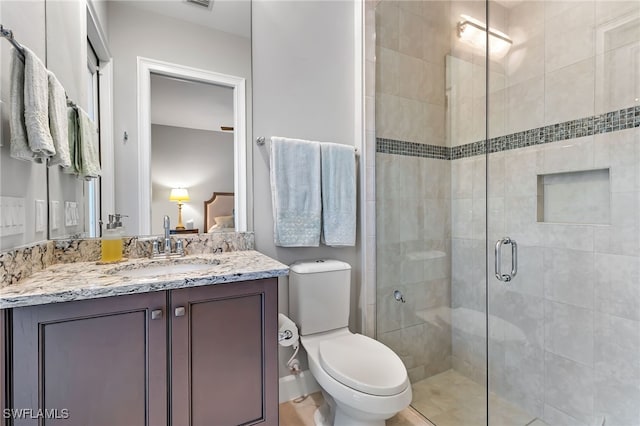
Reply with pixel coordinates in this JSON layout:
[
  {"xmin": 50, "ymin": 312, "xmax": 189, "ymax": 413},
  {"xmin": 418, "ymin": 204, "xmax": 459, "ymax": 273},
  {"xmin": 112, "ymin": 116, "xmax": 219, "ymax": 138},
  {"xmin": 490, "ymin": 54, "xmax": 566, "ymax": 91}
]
[{"xmin": 204, "ymin": 192, "xmax": 235, "ymax": 232}]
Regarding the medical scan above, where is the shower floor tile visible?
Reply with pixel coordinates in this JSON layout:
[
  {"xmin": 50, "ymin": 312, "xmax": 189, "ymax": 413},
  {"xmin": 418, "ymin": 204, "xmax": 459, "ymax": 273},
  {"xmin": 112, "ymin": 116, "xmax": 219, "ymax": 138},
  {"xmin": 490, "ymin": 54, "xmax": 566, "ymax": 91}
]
[{"xmin": 411, "ymin": 369, "xmax": 544, "ymax": 426}]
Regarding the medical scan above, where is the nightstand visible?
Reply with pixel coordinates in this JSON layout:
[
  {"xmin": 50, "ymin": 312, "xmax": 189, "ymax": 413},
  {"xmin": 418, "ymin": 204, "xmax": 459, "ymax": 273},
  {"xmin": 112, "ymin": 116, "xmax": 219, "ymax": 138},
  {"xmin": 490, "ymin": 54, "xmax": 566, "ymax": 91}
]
[{"xmin": 170, "ymin": 229, "xmax": 199, "ymax": 235}]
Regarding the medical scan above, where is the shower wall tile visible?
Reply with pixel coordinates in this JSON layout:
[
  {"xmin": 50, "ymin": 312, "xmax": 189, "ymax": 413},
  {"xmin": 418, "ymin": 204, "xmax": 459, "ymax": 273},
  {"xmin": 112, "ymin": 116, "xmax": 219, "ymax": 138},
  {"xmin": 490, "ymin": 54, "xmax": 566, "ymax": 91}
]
[
  {"xmin": 376, "ymin": 47, "xmax": 400, "ymax": 96},
  {"xmin": 544, "ymin": 300, "xmax": 594, "ymax": 366},
  {"xmin": 541, "ymin": 135, "xmax": 594, "ymax": 174},
  {"xmin": 506, "ymin": 34, "xmax": 545, "ymax": 88},
  {"xmin": 398, "ymin": 7, "xmax": 423, "ymax": 59},
  {"xmin": 491, "ymin": 287, "xmax": 544, "ymax": 349},
  {"xmin": 542, "ymin": 223, "xmax": 595, "ymax": 252},
  {"xmin": 451, "ymin": 199, "xmax": 473, "ymax": 239},
  {"xmin": 595, "ymin": 44, "xmax": 640, "ymax": 114},
  {"xmin": 543, "ymin": 403, "xmax": 590, "ymax": 426},
  {"xmin": 594, "ymin": 253, "xmax": 640, "ymax": 321},
  {"xmin": 486, "ymin": 198, "xmax": 505, "ymax": 242},
  {"xmin": 451, "ymin": 158, "xmax": 474, "ymax": 199},
  {"xmin": 396, "ymin": 52, "xmax": 424, "ymax": 101},
  {"xmin": 504, "ymin": 196, "xmax": 543, "ymax": 246},
  {"xmin": 593, "ymin": 191, "xmax": 640, "ymax": 256},
  {"xmin": 504, "ymin": 146, "xmax": 542, "ymax": 197},
  {"xmin": 593, "ymin": 313, "xmax": 640, "ymax": 384},
  {"xmin": 506, "ymin": 245, "xmax": 544, "ymax": 298},
  {"xmin": 487, "ymin": 152, "xmax": 505, "ymax": 197},
  {"xmin": 594, "ymin": 129, "xmax": 639, "ymax": 193},
  {"xmin": 595, "ymin": 1, "xmax": 640, "ymax": 26},
  {"xmin": 544, "ymin": 351, "xmax": 595, "ymax": 425},
  {"xmin": 375, "ymin": 0, "xmax": 398, "ymax": 50},
  {"xmin": 543, "ymin": 248, "xmax": 595, "ymax": 309},
  {"xmin": 506, "ymin": 75, "xmax": 545, "ymax": 135},
  {"xmin": 502, "ymin": 341, "xmax": 545, "ymax": 418},
  {"xmin": 545, "ymin": 58, "xmax": 596, "ymax": 125},
  {"xmin": 544, "ymin": 1, "xmax": 595, "ymax": 73},
  {"xmin": 451, "ymin": 325, "xmax": 487, "ymax": 385},
  {"xmin": 594, "ymin": 371, "xmax": 640, "ymax": 426}
]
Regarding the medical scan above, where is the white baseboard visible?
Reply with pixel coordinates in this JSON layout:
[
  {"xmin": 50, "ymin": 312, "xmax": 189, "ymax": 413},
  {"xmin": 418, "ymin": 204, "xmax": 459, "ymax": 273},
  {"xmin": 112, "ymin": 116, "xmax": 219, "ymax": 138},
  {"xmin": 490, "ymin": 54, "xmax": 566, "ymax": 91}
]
[{"xmin": 279, "ymin": 370, "xmax": 321, "ymax": 403}]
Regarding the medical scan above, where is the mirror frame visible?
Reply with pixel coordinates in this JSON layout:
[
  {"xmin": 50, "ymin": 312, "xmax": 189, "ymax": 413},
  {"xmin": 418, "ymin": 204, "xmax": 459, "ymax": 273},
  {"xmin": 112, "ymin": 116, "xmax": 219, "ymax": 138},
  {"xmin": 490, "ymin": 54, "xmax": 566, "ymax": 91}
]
[{"xmin": 137, "ymin": 57, "xmax": 247, "ymax": 235}]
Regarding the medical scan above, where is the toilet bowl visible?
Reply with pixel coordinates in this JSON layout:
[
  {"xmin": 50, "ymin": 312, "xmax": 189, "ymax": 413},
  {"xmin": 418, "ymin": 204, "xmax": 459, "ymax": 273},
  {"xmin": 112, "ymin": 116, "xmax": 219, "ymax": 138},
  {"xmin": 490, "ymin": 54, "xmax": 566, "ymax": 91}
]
[
  {"xmin": 288, "ymin": 260, "xmax": 412, "ymax": 426},
  {"xmin": 303, "ymin": 329, "xmax": 412, "ymax": 426}
]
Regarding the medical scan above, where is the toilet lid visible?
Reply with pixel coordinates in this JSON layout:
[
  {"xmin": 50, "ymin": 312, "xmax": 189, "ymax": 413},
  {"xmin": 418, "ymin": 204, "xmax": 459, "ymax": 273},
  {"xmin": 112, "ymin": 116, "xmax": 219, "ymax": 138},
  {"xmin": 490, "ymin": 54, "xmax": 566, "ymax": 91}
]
[{"xmin": 318, "ymin": 334, "xmax": 408, "ymax": 396}]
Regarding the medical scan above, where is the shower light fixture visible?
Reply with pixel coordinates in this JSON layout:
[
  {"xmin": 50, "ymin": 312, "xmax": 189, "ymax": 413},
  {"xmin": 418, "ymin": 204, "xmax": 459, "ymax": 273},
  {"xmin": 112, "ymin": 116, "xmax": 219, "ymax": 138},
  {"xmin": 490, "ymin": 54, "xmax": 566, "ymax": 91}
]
[{"xmin": 457, "ymin": 15, "xmax": 512, "ymax": 58}]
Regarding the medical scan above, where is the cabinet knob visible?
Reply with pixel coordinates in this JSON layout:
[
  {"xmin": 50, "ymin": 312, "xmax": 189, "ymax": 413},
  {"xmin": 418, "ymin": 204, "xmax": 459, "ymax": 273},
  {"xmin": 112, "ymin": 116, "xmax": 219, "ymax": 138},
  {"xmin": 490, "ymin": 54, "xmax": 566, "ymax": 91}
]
[
  {"xmin": 151, "ymin": 309, "xmax": 163, "ymax": 320},
  {"xmin": 175, "ymin": 306, "xmax": 186, "ymax": 317}
]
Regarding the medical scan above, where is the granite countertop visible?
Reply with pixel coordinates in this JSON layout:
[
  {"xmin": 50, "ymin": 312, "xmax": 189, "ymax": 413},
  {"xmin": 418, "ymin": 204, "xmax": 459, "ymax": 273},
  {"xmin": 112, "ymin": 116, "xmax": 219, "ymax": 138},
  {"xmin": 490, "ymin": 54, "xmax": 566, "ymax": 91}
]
[{"xmin": 0, "ymin": 250, "xmax": 288, "ymax": 309}]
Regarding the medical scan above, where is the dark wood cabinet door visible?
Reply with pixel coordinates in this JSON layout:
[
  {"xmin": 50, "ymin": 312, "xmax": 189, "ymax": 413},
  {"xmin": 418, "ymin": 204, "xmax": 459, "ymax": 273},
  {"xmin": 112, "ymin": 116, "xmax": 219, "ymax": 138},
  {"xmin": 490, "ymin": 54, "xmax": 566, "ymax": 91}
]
[
  {"xmin": 11, "ymin": 292, "xmax": 167, "ymax": 426},
  {"xmin": 171, "ymin": 279, "xmax": 278, "ymax": 426}
]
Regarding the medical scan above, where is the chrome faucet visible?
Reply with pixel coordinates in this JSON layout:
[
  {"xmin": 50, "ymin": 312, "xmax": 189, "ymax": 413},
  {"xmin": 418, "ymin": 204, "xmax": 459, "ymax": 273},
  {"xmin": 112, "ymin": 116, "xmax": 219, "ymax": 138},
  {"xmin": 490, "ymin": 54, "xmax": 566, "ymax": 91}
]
[
  {"xmin": 150, "ymin": 215, "xmax": 185, "ymax": 258},
  {"xmin": 163, "ymin": 215, "xmax": 172, "ymax": 254}
]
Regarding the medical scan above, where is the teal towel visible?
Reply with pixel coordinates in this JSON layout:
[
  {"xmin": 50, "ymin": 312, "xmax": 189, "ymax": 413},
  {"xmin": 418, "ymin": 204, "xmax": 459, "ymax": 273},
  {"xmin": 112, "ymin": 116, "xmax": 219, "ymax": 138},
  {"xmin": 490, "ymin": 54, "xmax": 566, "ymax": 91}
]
[
  {"xmin": 321, "ymin": 143, "xmax": 356, "ymax": 246},
  {"xmin": 270, "ymin": 137, "xmax": 321, "ymax": 247}
]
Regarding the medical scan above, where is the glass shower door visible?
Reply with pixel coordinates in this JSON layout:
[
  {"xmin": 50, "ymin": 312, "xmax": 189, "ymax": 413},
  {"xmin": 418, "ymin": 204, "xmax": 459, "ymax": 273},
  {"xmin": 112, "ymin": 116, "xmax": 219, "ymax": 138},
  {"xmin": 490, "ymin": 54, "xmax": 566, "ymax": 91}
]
[{"xmin": 486, "ymin": 0, "xmax": 640, "ymax": 425}]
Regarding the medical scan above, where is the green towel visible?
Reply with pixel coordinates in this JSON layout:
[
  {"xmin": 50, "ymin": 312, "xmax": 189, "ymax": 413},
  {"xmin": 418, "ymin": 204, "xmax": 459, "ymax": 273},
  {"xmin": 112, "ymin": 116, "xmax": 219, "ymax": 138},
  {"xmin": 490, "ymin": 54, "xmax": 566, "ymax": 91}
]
[{"xmin": 64, "ymin": 106, "xmax": 100, "ymax": 180}]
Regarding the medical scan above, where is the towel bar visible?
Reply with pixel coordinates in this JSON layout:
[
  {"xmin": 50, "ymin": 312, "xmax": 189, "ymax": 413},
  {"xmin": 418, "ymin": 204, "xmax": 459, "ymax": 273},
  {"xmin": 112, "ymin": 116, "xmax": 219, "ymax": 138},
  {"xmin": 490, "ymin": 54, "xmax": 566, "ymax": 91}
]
[{"xmin": 256, "ymin": 136, "xmax": 359, "ymax": 154}]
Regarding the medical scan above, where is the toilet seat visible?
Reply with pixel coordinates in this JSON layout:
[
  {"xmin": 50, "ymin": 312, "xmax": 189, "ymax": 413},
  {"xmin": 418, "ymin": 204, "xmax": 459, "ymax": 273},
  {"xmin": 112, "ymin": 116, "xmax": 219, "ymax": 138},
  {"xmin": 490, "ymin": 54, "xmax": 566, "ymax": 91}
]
[{"xmin": 318, "ymin": 333, "xmax": 408, "ymax": 396}]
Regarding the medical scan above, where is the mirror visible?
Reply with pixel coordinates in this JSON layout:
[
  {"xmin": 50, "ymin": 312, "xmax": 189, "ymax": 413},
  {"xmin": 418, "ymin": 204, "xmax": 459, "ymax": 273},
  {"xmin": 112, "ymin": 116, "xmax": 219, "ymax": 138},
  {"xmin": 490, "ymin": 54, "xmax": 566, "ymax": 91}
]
[{"xmin": 45, "ymin": 0, "xmax": 252, "ymax": 239}]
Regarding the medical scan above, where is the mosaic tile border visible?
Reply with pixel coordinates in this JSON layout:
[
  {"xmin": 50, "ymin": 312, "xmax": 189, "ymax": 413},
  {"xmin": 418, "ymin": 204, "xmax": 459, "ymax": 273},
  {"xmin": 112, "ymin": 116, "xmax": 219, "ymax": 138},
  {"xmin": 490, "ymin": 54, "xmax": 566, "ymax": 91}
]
[{"xmin": 377, "ymin": 105, "xmax": 640, "ymax": 160}]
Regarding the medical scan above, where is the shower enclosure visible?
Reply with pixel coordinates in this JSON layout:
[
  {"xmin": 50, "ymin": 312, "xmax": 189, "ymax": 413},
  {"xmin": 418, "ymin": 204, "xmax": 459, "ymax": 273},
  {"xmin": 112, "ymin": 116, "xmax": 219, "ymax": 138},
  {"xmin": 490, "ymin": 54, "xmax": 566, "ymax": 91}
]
[{"xmin": 374, "ymin": 0, "xmax": 640, "ymax": 424}]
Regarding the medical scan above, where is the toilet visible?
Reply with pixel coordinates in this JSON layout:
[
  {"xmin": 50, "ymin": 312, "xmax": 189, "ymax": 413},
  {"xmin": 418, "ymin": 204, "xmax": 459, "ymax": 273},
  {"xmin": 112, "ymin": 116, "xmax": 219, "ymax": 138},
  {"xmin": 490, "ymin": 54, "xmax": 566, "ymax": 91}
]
[{"xmin": 289, "ymin": 260, "xmax": 412, "ymax": 426}]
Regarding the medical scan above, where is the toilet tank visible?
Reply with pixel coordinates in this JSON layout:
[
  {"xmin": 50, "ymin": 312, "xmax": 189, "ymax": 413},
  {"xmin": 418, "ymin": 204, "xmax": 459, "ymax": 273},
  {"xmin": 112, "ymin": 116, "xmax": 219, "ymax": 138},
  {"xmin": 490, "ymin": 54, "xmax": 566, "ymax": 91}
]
[{"xmin": 289, "ymin": 260, "xmax": 351, "ymax": 336}]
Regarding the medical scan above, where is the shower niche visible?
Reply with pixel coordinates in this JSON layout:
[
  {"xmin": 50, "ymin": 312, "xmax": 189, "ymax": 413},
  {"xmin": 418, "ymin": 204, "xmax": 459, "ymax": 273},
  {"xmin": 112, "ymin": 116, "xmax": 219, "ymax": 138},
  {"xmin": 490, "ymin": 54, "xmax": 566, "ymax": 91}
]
[{"xmin": 537, "ymin": 168, "xmax": 611, "ymax": 225}]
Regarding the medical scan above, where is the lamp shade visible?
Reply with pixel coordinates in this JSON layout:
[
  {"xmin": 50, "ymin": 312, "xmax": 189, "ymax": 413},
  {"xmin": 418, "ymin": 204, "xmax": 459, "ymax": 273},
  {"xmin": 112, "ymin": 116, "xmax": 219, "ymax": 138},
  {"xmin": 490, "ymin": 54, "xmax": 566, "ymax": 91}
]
[{"xmin": 169, "ymin": 188, "xmax": 190, "ymax": 203}]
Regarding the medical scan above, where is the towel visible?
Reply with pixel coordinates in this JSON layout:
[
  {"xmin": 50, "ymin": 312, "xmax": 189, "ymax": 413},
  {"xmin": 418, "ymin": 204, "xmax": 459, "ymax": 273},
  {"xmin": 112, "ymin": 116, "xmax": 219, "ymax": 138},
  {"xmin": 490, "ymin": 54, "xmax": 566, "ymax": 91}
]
[
  {"xmin": 9, "ymin": 48, "xmax": 32, "ymax": 161},
  {"xmin": 65, "ymin": 106, "xmax": 101, "ymax": 180},
  {"xmin": 64, "ymin": 106, "xmax": 79, "ymax": 175},
  {"xmin": 77, "ymin": 107, "xmax": 101, "ymax": 180},
  {"xmin": 321, "ymin": 143, "xmax": 356, "ymax": 246},
  {"xmin": 47, "ymin": 71, "xmax": 71, "ymax": 168},
  {"xmin": 22, "ymin": 46, "xmax": 55, "ymax": 160},
  {"xmin": 270, "ymin": 137, "xmax": 321, "ymax": 247}
]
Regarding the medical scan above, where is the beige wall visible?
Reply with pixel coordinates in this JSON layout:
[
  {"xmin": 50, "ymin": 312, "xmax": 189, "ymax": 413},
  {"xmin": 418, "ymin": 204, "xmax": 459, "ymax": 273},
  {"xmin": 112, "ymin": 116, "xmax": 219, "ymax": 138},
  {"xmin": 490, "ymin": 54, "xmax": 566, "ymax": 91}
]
[{"xmin": 252, "ymin": 0, "xmax": 360, "ymax": 379}]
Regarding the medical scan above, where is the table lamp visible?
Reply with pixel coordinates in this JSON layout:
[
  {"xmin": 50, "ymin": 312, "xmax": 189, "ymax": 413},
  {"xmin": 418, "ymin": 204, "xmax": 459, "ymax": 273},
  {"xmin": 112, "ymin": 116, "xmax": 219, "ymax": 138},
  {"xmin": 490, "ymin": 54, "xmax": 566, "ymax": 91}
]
[{"xmin": 169, "ymin": 188, "xmax": 190, "ymax": 230}]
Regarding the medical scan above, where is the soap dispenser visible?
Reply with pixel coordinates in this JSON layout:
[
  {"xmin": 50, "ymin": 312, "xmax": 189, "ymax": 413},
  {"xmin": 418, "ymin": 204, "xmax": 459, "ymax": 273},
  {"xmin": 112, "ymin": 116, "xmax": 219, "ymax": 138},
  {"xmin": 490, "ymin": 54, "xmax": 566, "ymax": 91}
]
[{"xmin": 101, "ymin": 214, "xmax": 125, "ymax": 263}]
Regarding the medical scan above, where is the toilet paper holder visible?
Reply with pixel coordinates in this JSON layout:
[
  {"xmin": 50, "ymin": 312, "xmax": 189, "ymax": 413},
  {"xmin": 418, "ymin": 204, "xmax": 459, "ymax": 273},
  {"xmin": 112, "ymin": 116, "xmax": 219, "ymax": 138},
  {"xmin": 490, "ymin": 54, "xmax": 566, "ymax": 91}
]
[{"xmin": 279, "ymin": 329, "xmax": 294, "ymax": 342}]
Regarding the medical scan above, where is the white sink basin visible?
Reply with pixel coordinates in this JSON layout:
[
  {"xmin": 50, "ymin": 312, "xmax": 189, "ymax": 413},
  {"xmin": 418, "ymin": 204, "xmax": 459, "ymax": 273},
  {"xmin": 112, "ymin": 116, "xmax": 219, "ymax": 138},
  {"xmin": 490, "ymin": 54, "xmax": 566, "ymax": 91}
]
[{"xmin": 107, "ymin": 258, "xmax": 220, "ymax": 278}]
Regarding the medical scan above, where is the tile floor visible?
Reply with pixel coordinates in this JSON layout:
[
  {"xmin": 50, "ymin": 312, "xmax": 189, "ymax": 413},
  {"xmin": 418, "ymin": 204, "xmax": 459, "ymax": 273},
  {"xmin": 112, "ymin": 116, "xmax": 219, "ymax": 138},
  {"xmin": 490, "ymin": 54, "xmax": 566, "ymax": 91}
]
[
  {"xmin": 279, "ymin": 392, "xmax": 433, "ymax": 426},
  {"xmin": 412, "ymin": 370, "xmax": 547, "ymax": 426},
  {"xmin": 280, "ymin": 369, "xmax": 549, "ymax": 426}
]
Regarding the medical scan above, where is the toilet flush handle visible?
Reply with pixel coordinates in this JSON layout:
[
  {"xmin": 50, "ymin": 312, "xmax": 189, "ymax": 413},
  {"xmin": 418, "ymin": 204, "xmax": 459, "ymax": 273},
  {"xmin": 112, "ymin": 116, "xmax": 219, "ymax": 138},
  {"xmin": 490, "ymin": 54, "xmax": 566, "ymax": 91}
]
[{"xmin": 393, "ymin": 290, "xmax": 406, "ymax": 303}]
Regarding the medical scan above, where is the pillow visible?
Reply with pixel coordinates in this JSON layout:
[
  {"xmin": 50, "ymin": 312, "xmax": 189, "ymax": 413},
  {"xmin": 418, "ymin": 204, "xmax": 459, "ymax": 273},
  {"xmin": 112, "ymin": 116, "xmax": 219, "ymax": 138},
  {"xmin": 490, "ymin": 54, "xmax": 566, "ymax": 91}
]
[{"xmin": 214, "ymin": 215, "xmax": 234, "ymax": 228}]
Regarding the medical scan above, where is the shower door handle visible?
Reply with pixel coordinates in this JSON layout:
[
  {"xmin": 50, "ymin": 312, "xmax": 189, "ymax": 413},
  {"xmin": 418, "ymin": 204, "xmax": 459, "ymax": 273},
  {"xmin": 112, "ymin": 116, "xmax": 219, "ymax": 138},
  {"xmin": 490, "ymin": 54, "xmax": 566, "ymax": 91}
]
[{"xmin": 495, "ymin": 237, "xmax": 517, "ymax": 282}]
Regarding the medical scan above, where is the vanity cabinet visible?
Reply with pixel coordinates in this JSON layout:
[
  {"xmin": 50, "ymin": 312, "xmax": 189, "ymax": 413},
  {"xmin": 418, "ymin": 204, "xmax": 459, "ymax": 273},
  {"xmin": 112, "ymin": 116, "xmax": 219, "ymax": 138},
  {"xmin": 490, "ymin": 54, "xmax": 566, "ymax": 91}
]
[
  {"xmin": 171, "ymin": 280, "xmax": 278, "ymax": 426},
  {"xmin": 9, "ymin": 278, "xmax": 278, "ymax": 426}
]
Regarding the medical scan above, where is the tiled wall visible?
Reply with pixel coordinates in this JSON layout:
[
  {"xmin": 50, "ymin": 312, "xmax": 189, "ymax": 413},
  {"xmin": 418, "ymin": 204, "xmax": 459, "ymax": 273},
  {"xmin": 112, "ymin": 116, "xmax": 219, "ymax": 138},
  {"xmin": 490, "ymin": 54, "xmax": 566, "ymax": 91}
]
[
  {"xmin": 374, "ymin": 0, "xmax": 640, "ymax": 424},
  {"xmin": 376, "ymin": 153, "xmax": 452, "ymax": 382},
  {"xmin": 448, "ymin": 1, "xmax": 640, "ymax": 424},
  {"xmin": 374, "ymin": 0, "xmax": 453, "ymax": 383},
  {"xmin": 451, "ymin": 127, "xmax": 640, "ymax": 425}
]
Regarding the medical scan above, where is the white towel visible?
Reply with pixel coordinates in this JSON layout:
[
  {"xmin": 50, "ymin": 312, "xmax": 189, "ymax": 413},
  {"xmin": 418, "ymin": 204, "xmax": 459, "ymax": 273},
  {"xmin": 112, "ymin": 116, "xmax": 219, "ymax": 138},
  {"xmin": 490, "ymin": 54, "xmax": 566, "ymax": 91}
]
[
  {"xmin": 47, "ymin": 71, "xmax": 71, "ymax": 168},
  {"xmin": 76, "ymin": 107, "xmax": 101, "ymax": 180},
  {"xmin": 270, "ymin": 136, "xmax": 321, "ymax": 247},
  {"xmin": 9, "ymin": 48, "xmax": 32, "ymax": 161},
  {"xmin": 321, "ymin": 143, "xmax": 356, "ymax": 247},
  {"xmin": 23, "ymin": 46, "xmax": 55, "ymax": 160}
]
